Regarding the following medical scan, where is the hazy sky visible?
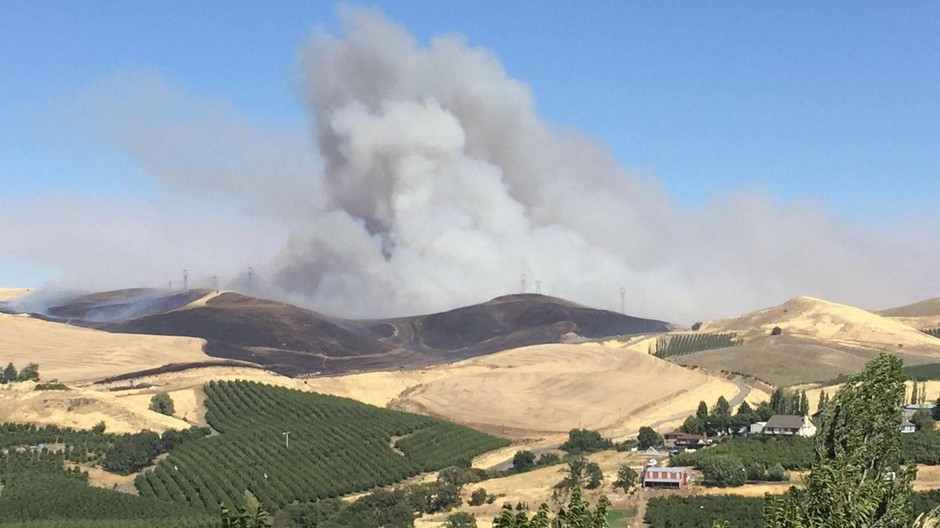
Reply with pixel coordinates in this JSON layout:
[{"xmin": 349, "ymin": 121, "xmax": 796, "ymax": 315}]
[{"xmin": 2, "ymin": 2, "xmax": 939, "ymax": 321}]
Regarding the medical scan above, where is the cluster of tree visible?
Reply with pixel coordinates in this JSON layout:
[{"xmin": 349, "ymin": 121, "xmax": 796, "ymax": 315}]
[
  {"xmin": 510, "ymin": 449, "xmax": 563, "ymax": 474},
  {"xmin": 901, "ymin": 411, "xmax": 940, "ymax": 465},
  {"xmin": 468, "ymin": 487, "xmax": 497, "ymax": 506},
  {"xmin": 553, "ymin": 456, "xmax": 604, "ymax": 493},
  {"xmin": 1, "ymin": 361, "xmax": 39, "ymax": 383},
  {"xmin": 0, "ymin": 421, "xmax": 208, "ymax": 473},
  {"xmin": 491, "ymin": 486, "xmax": 611, "ymax": 528},
  {"xmin": 680, "ymin": 388, "xmax": 816, "ymax": 438},
  {"xmin": 671, "ymin": 436, "xmax": 815, "ymax": 473},
  {"xmin": 558, "ymin": 429, "xmax": 613, "ymax": 454},
  {"xmin": 103, "ymin": 428, "xmax": 209, "ymax": 474},
  {"xmin": 612, "ymin": 464, "xmax": 638, "ymax": 494},
  {"xmin": 284, "ymin": 479, "xmax": 464, "ymax": 527},
  {"xmin": 680, "ymin": 397, "xmax": 756, "ymax": 435},
  {"xmin": 768, "ymin": 387, "xmax": 809, "ymax": 416},
  {"xmin": 910, "ymin": 380, "xmax": 929, "ymax": 405},
  {"xmin": 137, "ymin": 380, "xmax": 509, "ymax": 512},
  {"xmin": 638, "ymin": 426, "xmax": 664, "ymax": 449}
]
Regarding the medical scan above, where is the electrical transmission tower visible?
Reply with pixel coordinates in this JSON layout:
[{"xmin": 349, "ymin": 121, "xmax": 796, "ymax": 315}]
[
  {"xmin": 535, "ymin": 280, "xmax": 542, "ymax": 295},
  {"xmin": 183, "ymin": 269, "xmax": 188, "ymax": 291},
  {"xmin": 520, "ymin": 274, "xmax": 526, "ymax": 293},
  {"xmin": 620, "ymin": 287, "xmax": 626, "ymax": 314}
]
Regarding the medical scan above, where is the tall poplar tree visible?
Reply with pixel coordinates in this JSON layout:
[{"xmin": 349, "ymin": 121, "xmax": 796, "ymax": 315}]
[{"xmin": 764, "ymin": 353, "xmax": 915, "ymax": 527}]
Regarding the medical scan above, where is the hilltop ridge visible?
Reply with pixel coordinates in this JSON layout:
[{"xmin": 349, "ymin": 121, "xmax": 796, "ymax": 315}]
[{"xmin": 6, "ymin": 289, "xmax": 674, "ymax": 377}]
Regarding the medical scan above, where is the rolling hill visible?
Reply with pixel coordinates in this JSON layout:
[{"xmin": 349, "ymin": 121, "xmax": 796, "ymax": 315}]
[
  {"xmin": 670, "ymin": 296, "xmax": 940, "ymax": 386},
  {"xmin": 0, "ymin": 312, "xmax": 211, "ymax": 384},
  {"xmin": 14, "ymin": 290, "xmax": 675, "ymax": 377},
  {"xmin": 303, "ymin": 341, "xmax": 762, "ymax": 443},
  {"xmin": 878, "ymin": 297, "xmax": 940, "ymax": 331}
]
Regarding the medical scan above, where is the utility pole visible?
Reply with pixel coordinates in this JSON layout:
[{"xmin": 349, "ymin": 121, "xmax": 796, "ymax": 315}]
[
  {"xmin": 535, "ymin": 280, "xmax": 542, "ymax": 295},
  {"xmin": 520, "ymin": 274, "xmax": 526, "ymax": 293},
  {"xmin": 620, "ymin": 287, "xmax": 626, "ymax": 314},
  {"xmin": 247, "ymin": 267, "xmax": 253, "ymax": 290},
  {"xmin": 211, "ymin": 275, "xmax": 219, "ymax": 291},
  {"xmin": 283, "ymin": 431, "xmax": 290, "ymax": 448},
  {"xmin": 183, "ymin": 269, "xmax": 188, "ymax": 291}
]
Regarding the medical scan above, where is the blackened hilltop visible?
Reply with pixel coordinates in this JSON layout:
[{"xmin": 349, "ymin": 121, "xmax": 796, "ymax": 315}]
[{"xmin": 27, "ymin": 290, "xmax": 675, "ymax": 376}]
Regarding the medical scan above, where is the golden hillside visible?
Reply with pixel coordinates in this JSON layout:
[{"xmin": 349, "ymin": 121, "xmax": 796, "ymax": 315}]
[
  {"xmin": 0, "ymin": 313, "xmax": 210, "ymax": 384},
  {"xmin": 668, "ymin": 296, "xmax": 940, "ymax": 387},
  {"xmin": 307, "ymin": 342, "xmax": 763, "ymax": 444},
  {"xmin": 703, "ymin": 296, "xmax": 940, "ymax": 351}
]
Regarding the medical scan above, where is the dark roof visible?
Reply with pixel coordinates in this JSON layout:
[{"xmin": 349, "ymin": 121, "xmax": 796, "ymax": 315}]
[
  {"xmin": 765, "ymin": 415, "xmax": 806, "ymax": 430},
  {"xmin": 664, "ymin": 431, "xmax": 706, "ymax": 440}
]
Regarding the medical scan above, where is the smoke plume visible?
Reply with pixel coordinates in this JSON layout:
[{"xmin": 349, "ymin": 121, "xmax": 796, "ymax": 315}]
[{"xmin": 4, "ymin": 5, "xmax": 939, "ymax": 323}]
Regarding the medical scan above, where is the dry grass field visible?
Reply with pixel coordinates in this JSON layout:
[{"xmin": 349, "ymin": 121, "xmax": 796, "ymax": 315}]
[
  {"xmin": 0, "ymin": 313, "xmax": 211, "ymax": 384},
  {"xmin": 669, "ymin": 297, "xmax": 940, "ymax": 387},
  {"xmin": 0, "ymin": 381, "xmax": 191, "ymax": 434},
  {"xmin": 703, "ymin": 296, "xmax": 940, "ymax": 350},
  {"xmin": 673, "ymin": 334, "xmax": 939, "ymax": 387},
  {"xmin": 311, "ymin": 342, "xmax": 759, "ymax": 444}
]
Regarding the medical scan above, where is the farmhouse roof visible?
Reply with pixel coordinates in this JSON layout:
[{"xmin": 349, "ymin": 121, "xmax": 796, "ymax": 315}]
[
  {"xmin": 765, "ymin": 415, "xmax": 806, "ymax": 429},
  {"xmin": 664, "ymin": 430, "xmax": 707, "ymax": 440}
]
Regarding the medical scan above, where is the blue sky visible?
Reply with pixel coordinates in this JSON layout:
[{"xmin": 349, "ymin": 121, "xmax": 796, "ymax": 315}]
[{"xmin": 2, "ymin": 2, "xmax": 939, "ymax": 316}]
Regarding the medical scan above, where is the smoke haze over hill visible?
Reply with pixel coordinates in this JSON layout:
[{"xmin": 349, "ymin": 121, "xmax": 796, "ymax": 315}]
[{"xmin": 2, "ymin": 6, "xmax": 938, "ymax": 323}]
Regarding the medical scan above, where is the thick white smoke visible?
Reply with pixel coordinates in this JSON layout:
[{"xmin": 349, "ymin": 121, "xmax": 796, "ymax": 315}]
[
  {"xmin": 5, "ymin": 6, "xmax": 939, "ymax": 323},
  {"xmin": 268, "ymin": 5, "xmax": 939, "ymax": 320}
]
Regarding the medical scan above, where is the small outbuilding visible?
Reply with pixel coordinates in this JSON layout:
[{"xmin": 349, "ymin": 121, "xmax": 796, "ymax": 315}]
[{"xmin": 642, "ymin": 463, "xmax": 691, "ymax": 490}]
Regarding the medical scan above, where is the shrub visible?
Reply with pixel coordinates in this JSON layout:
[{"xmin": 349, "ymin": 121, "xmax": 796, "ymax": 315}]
[
  {"xmin": 767, "ymin": 463, "xmax": 788, "ymax": 482},
  {"xmin": 444, "ymin": 511, "xmax": 477, "ymax": 528},
  {"xmin": 148, "ymin": 392, "xmax": 175, "ymax": 416},
  {"xmin": 469, "ymin": 487, "xmax": 488, "ymax": 506},
  {"xmin": 746, "ymin": 461, "xmax": 765, "ymax": 481},
  {"xmin": 535, "ymin": 452, "xmax": 562, "ymax": 466}
]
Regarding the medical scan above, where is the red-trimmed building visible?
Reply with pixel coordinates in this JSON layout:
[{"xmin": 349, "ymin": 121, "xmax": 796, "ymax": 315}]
[{"xmin": 642, "ymin": 465, "xmax": 691, "ymax": 489}]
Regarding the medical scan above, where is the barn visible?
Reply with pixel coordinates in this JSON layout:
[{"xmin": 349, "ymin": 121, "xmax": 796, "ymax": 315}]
[{"xmin": 642, "ymin": 464, "xmax": 691, "ymax": 489}]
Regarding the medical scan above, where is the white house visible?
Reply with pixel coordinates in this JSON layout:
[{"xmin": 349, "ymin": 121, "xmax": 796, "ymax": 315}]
[
  {"xmin": 899, "ymin": 420, "xmax": 917, "ymax": 434},
  {"xmin": 762, "ymin": 415, "xmax": 816, "ymax": 437}
]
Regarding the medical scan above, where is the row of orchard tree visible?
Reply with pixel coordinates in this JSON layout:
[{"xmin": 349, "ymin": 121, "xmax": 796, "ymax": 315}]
[{"xmin": 136, "ymin": 380, "xmax": 509, "ymax": 512}]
